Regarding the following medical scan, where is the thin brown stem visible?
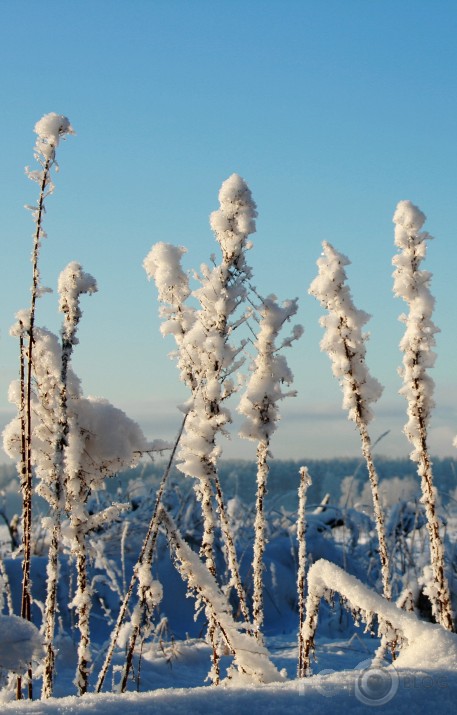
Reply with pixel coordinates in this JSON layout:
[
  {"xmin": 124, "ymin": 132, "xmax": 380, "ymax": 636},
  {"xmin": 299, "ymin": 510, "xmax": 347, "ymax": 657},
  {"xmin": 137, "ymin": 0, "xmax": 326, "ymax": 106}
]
[{"xmin": 96, "ymin": 414, "xmax": 187, "ymax": 693}]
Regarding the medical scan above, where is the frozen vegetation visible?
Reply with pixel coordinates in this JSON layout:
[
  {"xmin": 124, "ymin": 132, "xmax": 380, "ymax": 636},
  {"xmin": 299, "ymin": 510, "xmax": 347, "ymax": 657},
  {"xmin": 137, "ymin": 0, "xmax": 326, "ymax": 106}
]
[{"xmin": 1, "ymin": 113, "xmax": 457, "ymax": 712}]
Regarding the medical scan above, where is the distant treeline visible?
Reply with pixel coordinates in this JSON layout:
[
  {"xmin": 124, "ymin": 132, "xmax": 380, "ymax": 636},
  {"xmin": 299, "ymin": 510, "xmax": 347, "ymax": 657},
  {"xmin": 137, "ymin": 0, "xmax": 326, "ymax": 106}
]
[{"xmin": 2, "ymin": 455, "xmax": 457, "ymax": 515}]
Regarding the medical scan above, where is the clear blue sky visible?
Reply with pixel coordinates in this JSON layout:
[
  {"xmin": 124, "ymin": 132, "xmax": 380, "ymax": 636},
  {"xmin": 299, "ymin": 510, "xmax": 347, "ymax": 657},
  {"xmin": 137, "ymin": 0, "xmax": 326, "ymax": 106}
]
[{"xmin": 1, "ymin": 0, "xmax": 457, "ymax": 462}]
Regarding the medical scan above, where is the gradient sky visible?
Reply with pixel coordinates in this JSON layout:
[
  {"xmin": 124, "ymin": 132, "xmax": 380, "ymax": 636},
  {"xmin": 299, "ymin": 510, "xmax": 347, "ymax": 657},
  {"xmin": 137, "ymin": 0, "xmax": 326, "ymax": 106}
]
[{"xmin": 1, "ymin": 0, "xmax": 457, "ymax": 463}]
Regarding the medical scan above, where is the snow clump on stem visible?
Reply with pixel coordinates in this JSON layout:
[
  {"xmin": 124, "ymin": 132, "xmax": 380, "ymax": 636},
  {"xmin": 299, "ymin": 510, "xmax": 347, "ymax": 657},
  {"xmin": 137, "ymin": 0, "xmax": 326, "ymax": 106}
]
[{"xmin": 33, "ymin": 112, "xmax": 74, "ymax": 164}]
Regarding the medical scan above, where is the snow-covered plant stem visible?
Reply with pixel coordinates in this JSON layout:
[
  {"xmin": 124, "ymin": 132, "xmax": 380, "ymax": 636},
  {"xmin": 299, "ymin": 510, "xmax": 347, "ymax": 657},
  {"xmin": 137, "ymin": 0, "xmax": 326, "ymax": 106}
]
[
  {"xmin": 73, "ymin": 533, "xmax": 91, "ymax": 694},
  {"xmin": 301, "ymin": 558, "xmax": 457, "ymax": 676},
  {"xmin": 42, "ymin": 264, "xmax": 97, "ymax": 698},
  {"xmin": 297, "ymin": 466, "xmax": 312, "ymax": 678},
  {"xmin": 393, "ymin": 201, "xmax": 454, "ymax": 632},
  {"xmin": 16, "ymin": 113, "xmax": 74, "ymax": 701},
  {"xmin": 309, "ymin": 242, "xmax": 391, "ymax": 602},
  {"xmin": 68, "ymin": 482, "xmax": 128, "ymax": 694},
  {"xmin": 159, "ymin": 506, "xmax": 284, "ymax": 685},
  {"xmin": 178, "ymin": 175, "xmax": 258, "ymax": 679},
  {"xmin": 213, "ymin": 472, "xmax": 250, "ymax": 627},
  {"xmin": 145, "ymin": 176, "xmax": 257, "ymax": 643},
  {"xmin": 238, "ymin": 295, "xmax": 302, "ymax": 639},
  {"xmin": 176, "ymin": 174, "xmax": 257, "ymax": 578},
  {"xmin": 96, "ymin": 415, "xmax": 187, "ymax": 694}
]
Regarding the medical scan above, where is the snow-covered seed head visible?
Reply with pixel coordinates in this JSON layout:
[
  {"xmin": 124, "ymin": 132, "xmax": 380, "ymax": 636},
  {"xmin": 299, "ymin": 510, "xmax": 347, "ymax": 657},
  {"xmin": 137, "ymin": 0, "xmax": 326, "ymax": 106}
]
[
  {"xmin": 58, "ymin": 262, "xmax": 97, "ymax": 344},
  {"xmin": 34, "ymin": 113, "xmax": 74, "ymax": 145},
  {"xmin": 392, "ymin": 200, "xmax": 438, "ymax": 451},
  {"xmin": 393, "ymin": 200, "xmax": 426, "ymax": 234},
  {"xmin": 309, "ymin": 241, "xmax": 383, "ymax": 425},
  {"xmin": 238, "ymin": 294, "xmax": 300, "ymax": 442},
  {"xmin": 33, "ymin": 112, "xmax": 74, "ymax": 162},
  {"xmin": 9, "ymin": 308, "xmax": 31, "ymax": 337},
  {"xmin": 210, "ymin": 173, "xmax": 257, "ymax": 262},
  {"xmin": 309, "ymin": 241, "xmax": 351, "ymax": 310},
  {"xmin": 393, "ymin": 200, "xmax": 430, "ymax": 252},
  {"xmin": 58, "ymin": 262, "xmax": 97, "ymax": 304},
  {"xmin": 143, "ymin": 242, "xmax": 190, "ymax": 305}
]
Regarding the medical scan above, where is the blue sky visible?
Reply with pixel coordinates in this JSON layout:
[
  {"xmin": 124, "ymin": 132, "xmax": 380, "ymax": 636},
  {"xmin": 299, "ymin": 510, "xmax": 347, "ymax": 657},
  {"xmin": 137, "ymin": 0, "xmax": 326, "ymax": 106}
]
[{"xmin": 1, "ymin": 0, "xmax": 457, "ymax": 462}]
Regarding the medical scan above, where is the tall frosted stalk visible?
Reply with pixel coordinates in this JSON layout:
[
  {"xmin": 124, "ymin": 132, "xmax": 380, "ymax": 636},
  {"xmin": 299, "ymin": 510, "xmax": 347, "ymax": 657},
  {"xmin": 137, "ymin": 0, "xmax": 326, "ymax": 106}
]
[
  {"xmin": 309, "ymin": 242, "xmax": 391, "ymax": 601},
  {"xmin": 393, "ymin": 200, "xmax": 454, "ymax": 632},
  {"xmin": 18, "ymin": 113, "xmax": 74, "ymax": 700}
]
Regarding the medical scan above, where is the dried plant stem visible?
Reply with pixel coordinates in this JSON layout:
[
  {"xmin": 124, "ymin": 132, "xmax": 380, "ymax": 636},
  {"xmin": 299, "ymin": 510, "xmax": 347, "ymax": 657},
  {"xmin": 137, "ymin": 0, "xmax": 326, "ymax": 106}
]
[
  {"xmin": 392, "ymin": 202, "xmax": 454, "ymax": 631},
  {"xmin": 413, "ymin": 384, "xmax": 454, "ymax": 631},
  {"xmin": 75, "ymin": 536, "xmax": 91, "ymax": 695},
  {"xmin": 357, "ymin": 420, "xmax": 391, "ymax": 600},
  {"xmin": 42, "ymin": 342, "xmax": 72, "ymax": 697},
  {"xmin": 42, "ymin": 528, "xmax": 60, "ymax": 697},
  {"xmin": 340, "ymin": 322, "xmax": 391, "ymax": 601},
  {"xmin": 214, "ymin": 472, "xmax": 251, "ymax": 627},
  {"xmin": 159, "ymin": 506, "xmax": 282, "ymax": 684},
  {"xmin": 0, "ymin": 555, "xmax": 13, "ymax": 615},
  {"xmin": 96, "ymin": 414, "xmax": 187, "ymax": 694},
  {"xmin": 297, "ymin": 466, "xmax": 311, "ymax": 678},
  {"xmin": 17, "ymin": 156, "xmax": 52, "ymax": 702},
  {"xmin": 252, "ymin": 441, "xmax": 268, "ymax": 640}
]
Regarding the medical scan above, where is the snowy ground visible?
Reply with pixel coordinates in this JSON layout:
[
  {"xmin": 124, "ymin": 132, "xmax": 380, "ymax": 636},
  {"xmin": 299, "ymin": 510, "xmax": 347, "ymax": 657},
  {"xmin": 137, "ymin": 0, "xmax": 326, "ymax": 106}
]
[
  {"xmin": 1, "ymin": 633, "xmax": 456, "ymax": 714},
  {"xmin": 2, "ymin": 477, "xmax": 457, "ymax": 713}
]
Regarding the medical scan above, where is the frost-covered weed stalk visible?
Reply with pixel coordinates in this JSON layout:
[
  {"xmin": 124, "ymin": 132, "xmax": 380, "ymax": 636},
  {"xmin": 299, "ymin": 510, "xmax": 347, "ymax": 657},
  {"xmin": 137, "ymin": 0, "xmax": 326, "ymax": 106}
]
[
  {"xmin": 238, "ymin": 295, "xmax": 302, "ymax": 638},
  {"xmin": 301, "ymin": 558, "xmax": 457, "ymax": 676},
  {"xmin": 4, "ymin": 287, "xmax": 151, "ymax": 695},
  {"xmin": 145, "ymin": 175, "xmax": 256, "ymax": 678},
  {"xmin": 159, "ymin": 506, "xmax": 284, "ymax": 685},
  {"xmin": 13, "ymin": 113, "xmax": 74, "ymax": 698},
  {"xmin": 64, "ymin": 396, "xmax": 149, "ymax": 695},
  {"xmin": 112, "ymin": 424, "xmax": 181, "ymax": 695},
  {"xmin": 176, "ymin": 174, "xmax": 257, "ymax": 578},
  {"xmin": 393, "ymin": 200, "xmax": 454, "ymax": 632},
  {"xmin": 143, "ymin": 242, "xmax": 196, "ymax": 389},
  {"xmin": 4, "ymin": 326, "xmax": 76, "ymax": 696},
  {"xmin": 5, "ymin": 263, "xmax": 97, "ymax": 696},
  {"xmin": 40, "ymin": 263, "xmax": 97, "ymax": 697},
  {"xmin": 296, "ymin": 466, "xmax": 312, "ymax": 678},
  {"xmin": 309, "ymin": 242, "xmax": 391, "ymax": 601}
]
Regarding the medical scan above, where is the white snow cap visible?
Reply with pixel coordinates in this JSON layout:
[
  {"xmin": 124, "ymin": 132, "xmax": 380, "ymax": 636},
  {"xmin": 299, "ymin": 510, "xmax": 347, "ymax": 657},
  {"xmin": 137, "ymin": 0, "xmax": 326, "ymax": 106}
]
[
  {"xmin": 58, "ymin": 262, "xmax": 98, "ymax": 343},
  {"xmin": 210, "ymin": 173, "xmax": 257, "ymax": 258},
  {"xmin": 143, "ymin": 242, "xmax": 190, "ymax": 306},
  {"xmin": 393, "ymin": 200, "xmax": 427, "ymax": 237},
  {"xmin": 33, "ymin": 112, "xmax": 74, "ymax": 162},
  {"xmin": 34, "ymin": 112, "xmax": 74, "ymax": 146},
  {"xmin": 58, "ymin": 261, "xmax": 97, "ymax": 300}
]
